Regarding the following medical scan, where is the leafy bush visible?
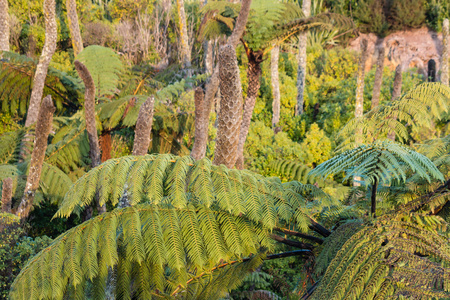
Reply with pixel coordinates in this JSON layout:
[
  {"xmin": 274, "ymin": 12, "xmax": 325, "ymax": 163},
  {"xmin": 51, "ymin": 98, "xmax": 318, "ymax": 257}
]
[{"xmin": 0, "ymin": 213, "xmax": 52, "ymax": 299}]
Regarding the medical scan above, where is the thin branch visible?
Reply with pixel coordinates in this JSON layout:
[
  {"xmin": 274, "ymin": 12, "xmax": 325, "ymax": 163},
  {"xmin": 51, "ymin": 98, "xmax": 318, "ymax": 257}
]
[
  {"xmin": 270, "ymin": 234, "xmax": 315, "ymax": 250},
  {"xmin": 275, "ymin": 228, "xmax": 324, "ymax": 244}
]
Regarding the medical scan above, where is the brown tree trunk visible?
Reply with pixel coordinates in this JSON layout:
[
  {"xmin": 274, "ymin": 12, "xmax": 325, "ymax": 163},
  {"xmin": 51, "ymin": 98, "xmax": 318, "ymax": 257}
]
[
  {"xmin": 0, "ymin": 0, "xmax": 10, "ymax": 52},
  {"xmin": 371, "ymin": 39, "xmax": 385, "ymax": 109},
  {"xmin": 191, "ymin": 87, "xmax": 211, "ymax": 160},
  {"xmin": 213, "ymin": 45, "xmax": 243, "ymax": 168},
  {"xmin": 177, "ymin": 0, "xmax": 191, "ymax": 68},
  {"xmin": 74, "ymin": 60, "xmax": 101, "ymax": 168},
  {"xmin": 295, "ymin": 0, "xmax": 311, "ymax": 116},
  {"xmin": 24, "ymin": 0, "xmax": 57, "ymax": 128},
  {"xmin": 1, "ymin": 177, "xmax": 13, "ymax": 213},
  {"xmin": 353, "ymin": 38, "xmax": 368, "ymax": 187},
  {"xmin": 271, "ymin": 45, "xmax": 281, "ymax": 130},
  {"xmin": 132, "ymin": 96, "xmax": 155, "ymax": 156},
  {"xmin": 235, "ymin": 52, "xmax": 262, "ymax": 169},
  {"xmin": 441, "ymin": 19, "xmax": 449, "ymax": 86},
  {"xmin": 66, "ymin": 0, "xmax": 83, "ymax": 57},
  {"xmin": 226, "ymin": 0, "xmax": 252, "ymax": 49},
  {"xmin": 388, "ymin": 64, "xmax": 402, "ymax": 141},
  {"xmin": 204, "ymin": 40, "xmax": 214, "ymax": 74},
  {"xmin": 100, "ymin": 131, "xmax": 112, "ymax": 162},
  {"xmin": 17, "ymin": 96, "xmax": 55, "ymax": 219}
]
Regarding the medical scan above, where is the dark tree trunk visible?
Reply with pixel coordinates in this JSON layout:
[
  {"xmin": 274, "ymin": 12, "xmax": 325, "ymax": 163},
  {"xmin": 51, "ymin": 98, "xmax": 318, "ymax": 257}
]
[
  {"xmin": 17, "ymin": 96, "xmax": 55, "ymax": 219},
  {"xmin": 235, "ymin": 51, "xmax": 263, "ymax": 169},
  {"xmin": 1, "ymin": 177, "xmax": 13, "ymax": 213},
  {"xmin": 213, "ymin": 45, "xmax": 243, "ymax": 168},
  {"xmin": 371, "ymin": 177, "xmax": 378, "ymax": 217},
  {"xmin": 132, "ymin": 96, "xmax": 155, "ymax": 156},
  {"xmin": 191, "ymin": 87, "xmax": 211, "ymax": 160}
]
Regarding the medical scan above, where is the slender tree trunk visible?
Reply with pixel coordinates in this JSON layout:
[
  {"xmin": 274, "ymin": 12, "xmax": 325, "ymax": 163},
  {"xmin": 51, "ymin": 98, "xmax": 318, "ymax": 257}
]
[
  {"xmin": 74, "ymin": 60, "xmax": 101, "ymax": 168},
  {"xmin": 176, "ymin": 0, "xmax": 191, "ymax": 68},
  {"xmin": 271, "ymin": 45, "xmax": 281, "ymax": 130},
  {"xmin": 100, "ymin": 131, "xmax": 112, "ymax": 162},
  {"xmin": 213, "ymin": 45, "xmax": 243, "ymax": 168},
  {"xmin": 132, "ymin": 96, "xmax": 155, "ymax": 156},
  {"xmin": 371, "ymin": 39, "xmax": 385, "ymax": 109},
  {"xmin": 235, "ymin": 53, "xmax": 262, "ymax": 169},
  {"xmin": 191, "ymin": 87, "xmax": 211, "ymax": 160},
  {"xmin": 371, "ymin": 177, "xmax": 378, "ymax": 217},
  {"xmin": 204, "ymin": 40, "xmax": 214, "ymax": 74},
  {"xmin": 353, "ymin": 38, "xmax": 368, "ymax": 187},
  {"xmin": 387, "ymin": 64, "xmax": 402, "ymax": 141},
  {"xmin": 17, "ymin": 96, "xmax": 55, "ymax": 219},
  {"xmin": 66, "ymin": 0, "xmax": 83, "ymax": 57},
  {"xmin": 1, "ymin": 177, "xmax": 12, "ymax": 213},
  {"xmin": 0, "ymin": 0, "xmax": 10, "ymax": 52},
  {"xmin": 295, "ymin": 0, "xmax": 311, "ymax": 116},
  {"xmin": 24, "ymin": 0, "xmax": 57, "ymax": 128},
  {"xmin": 441, "ymin": 19, "xmax": 449, "ymax": 86},
  {"xmin": 226, "ymin": 0, "xmax": 252, "ymax": 49}
]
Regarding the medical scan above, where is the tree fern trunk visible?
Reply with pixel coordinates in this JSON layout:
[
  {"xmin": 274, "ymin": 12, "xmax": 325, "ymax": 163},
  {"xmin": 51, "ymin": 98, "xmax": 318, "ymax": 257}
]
[
  {"xmin": 204, "ymin": 40, "xmax": 214, "ymax": 74},
  {"xmin": 100, "ymin": 131, "xmax": 112, "ymax": 162},
  {"xmin": 371, "ymin": 39, "xmax": 385, "ymax": 109},
  {"xmin": 177, "ymin": 0, "xmax": 191, "ymax": 69},
  {"xmin": 0, "ymin": 0, "xmax": 10, "ymax": 52},
  {"xmin": 353, "ymin": 38, "xmax": 368, "ymax": 187},
  {"xmin": 191, "ymin": 87, "xmax": 211, "ymax": 160},
  {"xmin": 295, "ymin": 0, "xmax": 311, "ymax": 116},
  {"xmin": 132, "ymin": 96, "xmax": 155, "ymax": 156},
  {"xmin": 1, "ymin": 177, "xmax": 12, "ymax": 213},
  {"xmin": 66, "ymin": 0, "xmax": 83, "ymax": 57},
  {"xmin": 235, "ymin": 53, "xmax": 262, "ymax": 169},
  {"xmin": 271, "ymin": 45, "xmax": 281, "ymax": 130},
  {"xmin": 213, "ymin": 45, "xmax": 243, "ymax": 168},
  {"xmin": 17, "ymin": 96, "xmax": 55, "ymax": 219},
  {"xmin": 388, "ymin": 64, "xmax": 402, "ymax": 141},
  {"xmin": 441, "ymin": 19, "xmax": 449, "ymax": 86},
  {"xmin": 371, "ymin": 177, "xmax": 378, "ymax": 217},
  {"xmin": 24, "ymin": 0, "xmax": 57, "ymax": 128},
  {"xmin": 226, "ymin": 0, "xmax": 252, "ymax": 49}
]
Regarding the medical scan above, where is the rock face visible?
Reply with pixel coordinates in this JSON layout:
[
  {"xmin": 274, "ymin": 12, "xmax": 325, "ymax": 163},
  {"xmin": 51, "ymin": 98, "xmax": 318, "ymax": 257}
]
[{"xmin": 350, "ymin": 27, "xmax": 446, "ymax": 80}]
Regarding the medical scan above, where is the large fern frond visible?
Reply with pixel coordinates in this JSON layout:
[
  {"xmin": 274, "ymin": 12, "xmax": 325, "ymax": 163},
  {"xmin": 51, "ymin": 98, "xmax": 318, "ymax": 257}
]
[
  {"xmin": 310, "ymin": 216, "xmax": 450, "ymax": 299},
  {"xmin": 10, "ymin": 204, "xmax": 272, "ymax": 299},
  {"xmin": 55, "ymin": 154, "xmax": 338, "ymax": 233},
  {"xmin": 309, "ymin": 140, "xmax": 444, "ymax": 186},
  {"xmin": 0, "ymin": 51, "xmax": 83, "ymax": 117}
]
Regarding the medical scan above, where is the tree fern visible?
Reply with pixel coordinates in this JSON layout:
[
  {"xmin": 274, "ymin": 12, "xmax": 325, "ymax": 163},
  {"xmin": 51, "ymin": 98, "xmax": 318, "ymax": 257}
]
[
  {"xmin": 337, "ymin": 83, "xmax": 450, "ymax": 150},
  {"xmin": 55, "ymin": 154, "xmax": 338, "ymax": 233},
  {"xmin": 310, "ymin": 216, "xmax": 450, "ymax": 299},
  {"xmin": 10, "ymin": 203, "xmax": 272, "ymax": 299},
  {"xmin": 76, "ymin": 45, "xmax": 124, "ymax": 99},
  {"xmin": 0, "ymin": 51, "xmax": 83, "ymax": 117}
]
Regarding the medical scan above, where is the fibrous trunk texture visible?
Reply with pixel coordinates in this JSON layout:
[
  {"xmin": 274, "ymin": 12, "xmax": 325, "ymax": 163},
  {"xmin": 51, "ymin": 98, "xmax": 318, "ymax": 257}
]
[
  {"xmin": 132, "ymin": 96, "xmax": 155, "ymax": 156},
  {"xmin": 388, "ymin": 64, "xmax": 403, "ymax": 141},
  {"xmin": 213, "ymin": 45, "xmax": 243, "ymax": 168},
  {"xmin": 442, "ymin": 19, "xmax": 449, "ymax": 86},
  {"xmin": 353, "ymin": 38, "xmax": 368, "ymax": 187},
  {"xmin": 271, "ymin": 45, "xmax": 280, "ymax": 129},
  {"xmin": 0, "ymin": 0, "xmax": 10, "ymax": 52},
  {"xmin": 24, "ymin": 0, "xmax": 57, "ymax": 128},
  {"xmin": 1, "ymin": 177, "xmax": 13, "ymax": 213},
  {"xmin": 235, "ymin": 53, "xmax": 262, "ymax": 169},
  {"xmin": 66, "ymin": 0, "xmax": 83, "ymax": 57},
  {"xmin": 295, "ymin": 0, "xmax": 311, "ymax": 116},
  {"xmin": 204, "ymin": 40, "xmax": 213, "ymax": 74},
  {"xmin": 371, "ymin": 40, "xmax": 385, "ymax": 109},
  {"xmin": 100, "ymin": 131, "xmax": 112, "ymax": 162},
  {"xmin": 74, "ymin": 60, "xmax": 101, "ymax": 168},
  {"xmin": 227, "ymin": 0, "xmax": 252, "ymax": 49},
  {"xmin": 17, "ymin": 96, "xmax": 55, "ymax": 219},
  {"xmin": 191, "ymin": 87, "xmax": 211, "ymax": 160},
  {"xmin": 177, "ymin": 0, "xmax": 191, "ymax": 68}
]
